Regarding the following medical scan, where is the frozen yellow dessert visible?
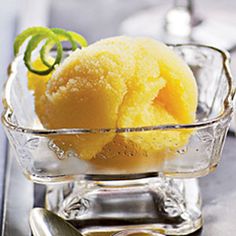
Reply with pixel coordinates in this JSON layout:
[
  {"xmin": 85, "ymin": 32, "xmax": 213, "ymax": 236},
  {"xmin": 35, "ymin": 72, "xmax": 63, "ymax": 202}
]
[{"xmin": 29, "ymin": 36, "xmax": 198, "ymax": 162}]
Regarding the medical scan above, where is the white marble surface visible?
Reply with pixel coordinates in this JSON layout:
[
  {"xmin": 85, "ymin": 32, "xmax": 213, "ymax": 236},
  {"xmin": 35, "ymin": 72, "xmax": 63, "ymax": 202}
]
[{"xmin": 2, "ymin": 149, "xmax": 33, "ymax": 236}]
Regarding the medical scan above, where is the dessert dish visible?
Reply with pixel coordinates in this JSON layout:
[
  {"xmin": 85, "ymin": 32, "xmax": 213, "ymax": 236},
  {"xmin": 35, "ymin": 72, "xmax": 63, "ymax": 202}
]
[{"xmin": 2, "ymin": 27, "xmax": 234, "ymax": 235}]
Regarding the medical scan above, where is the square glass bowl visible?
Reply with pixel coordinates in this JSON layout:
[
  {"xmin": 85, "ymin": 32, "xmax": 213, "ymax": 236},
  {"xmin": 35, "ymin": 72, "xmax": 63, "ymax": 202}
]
[{"xmin": 2, "ymin": 44, "xmax": 234, "ymax": 235}]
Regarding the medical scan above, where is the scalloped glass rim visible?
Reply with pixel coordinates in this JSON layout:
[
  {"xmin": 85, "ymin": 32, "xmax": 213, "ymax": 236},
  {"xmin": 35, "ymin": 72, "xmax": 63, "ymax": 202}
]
[{"xmin": 1, "ymin": 44, "xmax": 234, "ymax": 135}]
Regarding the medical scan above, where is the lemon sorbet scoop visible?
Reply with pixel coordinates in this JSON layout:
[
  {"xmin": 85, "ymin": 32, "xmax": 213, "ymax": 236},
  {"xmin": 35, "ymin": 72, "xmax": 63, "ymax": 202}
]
[{"xmin": 33, "ymin": 36, "xmax": 198, "ymax": 161}]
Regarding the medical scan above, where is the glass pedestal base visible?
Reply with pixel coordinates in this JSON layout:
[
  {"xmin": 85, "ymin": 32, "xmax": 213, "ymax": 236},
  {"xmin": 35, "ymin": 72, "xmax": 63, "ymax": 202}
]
[{"xmin": 45, "ymin": 177, "xmax": 202, "ymax": 235}]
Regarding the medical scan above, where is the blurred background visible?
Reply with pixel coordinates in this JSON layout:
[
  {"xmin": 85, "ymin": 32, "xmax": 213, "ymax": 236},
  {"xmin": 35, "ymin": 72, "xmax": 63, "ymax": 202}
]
[
  {"xmin": 1, "ymin": 0, "xmax": 236, "ymax": 83},
  {"xmin": 1, "ymin": 0, "xmax": 236, "ymax": 95}
]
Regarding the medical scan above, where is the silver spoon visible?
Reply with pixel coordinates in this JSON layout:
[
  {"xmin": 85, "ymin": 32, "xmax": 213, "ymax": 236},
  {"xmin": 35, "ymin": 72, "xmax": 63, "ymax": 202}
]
[
  {"xmin": 30, "ymin": 208, "xmax": 83, "ymax": 236},
  {"xmin": 30, "ymin": 208, "xmax": 166, "ymax": 236}
]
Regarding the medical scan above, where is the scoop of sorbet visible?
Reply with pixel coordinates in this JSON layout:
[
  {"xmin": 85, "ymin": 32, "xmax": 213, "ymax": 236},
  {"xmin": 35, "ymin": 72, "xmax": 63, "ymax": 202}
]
[{"xmin": 31, "ymin": 36, "xmax": 198, "ymax": 160}]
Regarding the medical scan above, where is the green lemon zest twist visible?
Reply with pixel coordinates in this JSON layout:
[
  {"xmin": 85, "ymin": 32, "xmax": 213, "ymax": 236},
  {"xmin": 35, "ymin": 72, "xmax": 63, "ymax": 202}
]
[
  {"xmin": 14, "ymin": 26, "xmax": 88, "ymax": 75},
  {"xmin": 40, "ymin": 28, "xmax": 86, "ymax": 68}
]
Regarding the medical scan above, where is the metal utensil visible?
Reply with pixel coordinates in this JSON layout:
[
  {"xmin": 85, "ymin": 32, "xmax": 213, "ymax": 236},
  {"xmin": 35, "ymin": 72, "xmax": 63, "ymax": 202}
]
[{"xmin": 29, "ymin": 208, "xmax": 83, "ymax": 236}]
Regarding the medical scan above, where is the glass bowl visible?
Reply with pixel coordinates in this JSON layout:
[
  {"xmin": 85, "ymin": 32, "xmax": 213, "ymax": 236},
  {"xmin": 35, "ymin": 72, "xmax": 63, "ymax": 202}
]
[{"xmin": 2, "ymin": 44, "xmax": 234, "ymax": 235}]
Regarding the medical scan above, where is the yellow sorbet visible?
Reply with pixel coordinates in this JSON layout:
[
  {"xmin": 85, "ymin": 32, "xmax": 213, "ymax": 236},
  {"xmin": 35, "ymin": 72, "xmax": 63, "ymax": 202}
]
[{"xmin": 31, "ymin": 36, "xmax": 198, "ymax": 161}]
